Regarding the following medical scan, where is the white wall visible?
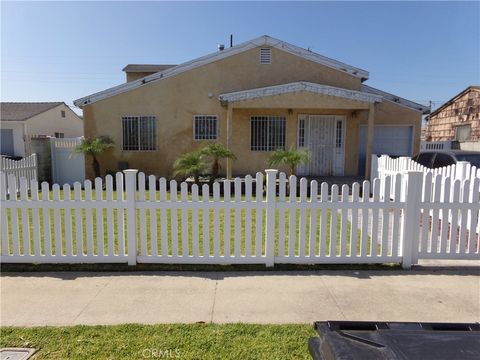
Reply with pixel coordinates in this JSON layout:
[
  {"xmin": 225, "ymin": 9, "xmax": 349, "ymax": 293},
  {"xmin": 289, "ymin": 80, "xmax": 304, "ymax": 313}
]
[
  {"xmin": 25, "ymin": 104, "xmax": 83, "ymax": 138},
  {"xmin": 460, "ymin": 141, "xmax": 480, "ymax": 151},
  {"xmin": 0, "ymin": 121, "xmax": 26, "ymax": 157}
]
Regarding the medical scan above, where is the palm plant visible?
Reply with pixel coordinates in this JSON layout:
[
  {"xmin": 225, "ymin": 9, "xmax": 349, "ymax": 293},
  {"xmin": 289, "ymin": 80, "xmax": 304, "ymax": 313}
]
[
  {"xmin": 173, "ymin": 150, "xmax": 208, "ymax": 185},
  {"xmin": 201, "ymin": 143, "xmax": 236, "ymax": 181},
  {"xmin": 73, "ymin": 136, "xmax": 115, "ymax": 178},
  {"xmin": 267, "ymin": 146, "xmax": 311, "ymax": 176}
]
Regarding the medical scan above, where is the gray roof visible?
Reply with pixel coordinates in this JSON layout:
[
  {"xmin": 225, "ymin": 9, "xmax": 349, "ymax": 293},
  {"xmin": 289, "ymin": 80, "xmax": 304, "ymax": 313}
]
[
  {"xmin": 0, "ymin": 102, "xmax": 64, "ymax": 121},
  {"xmin": 122, "ymin": 64, "xmax": 176, "ymax": 73},
  {"xmin": 361, "ymin": 85, "xmax": 430, "ymax": 114}
]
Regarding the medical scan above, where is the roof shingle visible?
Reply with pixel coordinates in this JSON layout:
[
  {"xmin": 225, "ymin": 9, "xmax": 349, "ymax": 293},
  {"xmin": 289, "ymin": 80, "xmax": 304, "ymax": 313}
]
[{"xmin": 0, "ymin": 102, "xmax": 64, "ymax": 121}]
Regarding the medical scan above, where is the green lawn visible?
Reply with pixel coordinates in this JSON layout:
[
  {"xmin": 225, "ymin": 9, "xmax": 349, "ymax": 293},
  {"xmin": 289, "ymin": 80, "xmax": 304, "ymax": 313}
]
[
  {"xmin": 1, "ymin": 324, "xmax": 315, "ymax": 359},
  {"xmin": 4, "ymin": 190, "xmax": 370, "ymax": 258}
]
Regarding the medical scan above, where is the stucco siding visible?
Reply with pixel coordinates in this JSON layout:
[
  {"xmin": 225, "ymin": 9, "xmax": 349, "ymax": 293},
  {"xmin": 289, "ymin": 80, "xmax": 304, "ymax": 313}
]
[
  {"xmin": 83, "ymin": 45, "xmax": 420, "ymax": 179},
  {"xmin": 0, "ymin": 121, "xmax": 25, "ymax": 157},
  {"xmin": 26, "ymin": 104, "xmax": 84, "ymax": 138}
]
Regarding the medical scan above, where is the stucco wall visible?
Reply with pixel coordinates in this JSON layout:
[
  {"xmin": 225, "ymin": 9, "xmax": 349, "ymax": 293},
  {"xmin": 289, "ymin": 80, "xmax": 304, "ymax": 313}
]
[
  {"xmin": 83, "ymin": 45, "xmax": 420, "ymax": 179},
  {"xmin": 26, "ymin": 104, "xmax": 83, "ymax": 138},
  {"xmin": 0, "ymin": 121, "xmax": 25, "ymax": 157}
]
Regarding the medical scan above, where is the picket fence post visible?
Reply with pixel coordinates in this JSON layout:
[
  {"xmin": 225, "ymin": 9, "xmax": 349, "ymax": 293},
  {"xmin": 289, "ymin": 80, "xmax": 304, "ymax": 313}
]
[
  {"xmin": 124, "ymin": 169, "xmax": 138, "ymax": 265},
  {"xmin": 265, "ymin": 169, "xmax": 278, "ymax": 267},
  {"xmin": 455, "ymin": 161, "xmax": 469, "ymax": 181},
  {"xmin": 400, "ymin": 171, "xmax": 423, "ymax": 269}
]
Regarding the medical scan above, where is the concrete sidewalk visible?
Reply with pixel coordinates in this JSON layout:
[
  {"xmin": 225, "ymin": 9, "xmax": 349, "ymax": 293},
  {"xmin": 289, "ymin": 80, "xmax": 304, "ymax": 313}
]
[{"xmin": 1, "ymin": 268, "xmax": 479, "ymax": 327}]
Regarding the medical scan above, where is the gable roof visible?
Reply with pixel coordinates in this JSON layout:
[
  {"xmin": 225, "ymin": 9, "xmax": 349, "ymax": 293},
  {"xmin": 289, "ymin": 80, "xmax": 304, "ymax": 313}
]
[
  {"xmin": 74, "ymin": 35, "xmax": 369, "ymax": 107},
  {"xmin": 0, "ymin": 102, "xmax": 64, "ymax": 121},
  {"xmin": 361, "ymin": 85, "xmax": 430, "ymax": 114},
  {"xmin": 220, "ymin": 82, "xmax": 383, "ymax": 104},
  {"xmin": 427, "ymin": 85, "xmax": 480, "ymax": 119},
  {"xmin": 122, "ymin": 64, "xmax": 176, "ymax": 73}
]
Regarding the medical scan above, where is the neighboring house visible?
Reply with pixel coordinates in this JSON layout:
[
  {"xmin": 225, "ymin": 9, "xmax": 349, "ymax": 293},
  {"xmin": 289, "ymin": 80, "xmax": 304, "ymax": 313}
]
[
  {"xmin": 74, "ymin": 35, "xmax": 429, "ymax": 179},
  {"xmin": 425, "ymin": 86, "xmax": 480, "ymax": 151},
  {"xmin": 0, "ymin": 102, "xmax": 83, "ymax": 157}
]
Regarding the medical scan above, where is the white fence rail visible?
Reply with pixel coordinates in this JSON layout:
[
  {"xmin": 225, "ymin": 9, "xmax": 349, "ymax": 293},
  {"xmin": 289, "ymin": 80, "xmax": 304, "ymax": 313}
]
[
  {"xmin": 0, "ymin": 154, "xmax": 37, "ymax": 191},
  {"xmin": 1, "ymin": 169, "xmax": 479, "ymax": 268},
  {"xmin": 373, "ymin": 154, "xmax": 480, "ymax": 234}
]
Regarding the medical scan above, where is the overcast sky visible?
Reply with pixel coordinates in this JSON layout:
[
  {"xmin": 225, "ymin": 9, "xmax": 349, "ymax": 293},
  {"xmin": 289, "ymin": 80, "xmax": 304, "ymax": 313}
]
[{"xmin": 1, "ymin": 1, "xmax": 479, "ymax": 115}]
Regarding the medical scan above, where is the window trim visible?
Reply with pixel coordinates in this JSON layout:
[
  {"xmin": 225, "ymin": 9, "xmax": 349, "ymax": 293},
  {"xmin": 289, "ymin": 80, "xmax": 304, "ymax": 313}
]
[
  {"xmin": 193, "ymin": 115, "xmax": 219, "ymax": 141},
  {"xmin": 122, "ymin": 115, "xmax": 157, "ymax": 152},
  {"xmin": 250, "ymin": 115, "xmax": 286, "ymax": 152}
]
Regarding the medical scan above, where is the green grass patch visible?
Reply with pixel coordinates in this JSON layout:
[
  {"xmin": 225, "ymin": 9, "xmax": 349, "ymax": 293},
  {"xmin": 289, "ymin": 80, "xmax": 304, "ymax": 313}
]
[
  {"xmin": 0, "ymin": 324, "xmax": 315, "ymax": 359},
  {"xmin": 4, "ymin": 190, "xmax": 376, "ymax": 258}
]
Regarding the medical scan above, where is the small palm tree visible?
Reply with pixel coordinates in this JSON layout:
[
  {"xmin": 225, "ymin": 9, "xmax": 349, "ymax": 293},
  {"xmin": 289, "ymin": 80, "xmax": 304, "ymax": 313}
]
[
  {"xmin": 267, "ymin": 146, "xmax": 311, "ymax": 176},
  {"xmin": 173, "ymin": 150, "xmax": 208, "ymax": 185},
  {"xmin": 201, "ymin": 143, "xmax": 236, "ymax": 181},
  {"xmin": 73, "ymin": 136, "xmax": 115, "ymax": 178}
]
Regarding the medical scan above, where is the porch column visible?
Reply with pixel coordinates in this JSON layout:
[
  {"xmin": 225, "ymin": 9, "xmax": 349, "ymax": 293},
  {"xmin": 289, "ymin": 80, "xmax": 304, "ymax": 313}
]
[
  {"xmin": 226, "ymin": 103, "xmax": 233, "ymax": 179},
  {"xmin": 365, "ymin": 103, "xmax": 376, "ymax": 179}
]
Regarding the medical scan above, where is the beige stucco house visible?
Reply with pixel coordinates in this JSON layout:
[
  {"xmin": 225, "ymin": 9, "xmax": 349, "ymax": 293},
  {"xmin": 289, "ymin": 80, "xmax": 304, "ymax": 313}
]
[
  {"xmin": 74, "ymin": 35, "xmax": 429, "ymax": 179},
  {"xmin": 0, "ymin": 102, "xmax": 83, "ymax": 157}
]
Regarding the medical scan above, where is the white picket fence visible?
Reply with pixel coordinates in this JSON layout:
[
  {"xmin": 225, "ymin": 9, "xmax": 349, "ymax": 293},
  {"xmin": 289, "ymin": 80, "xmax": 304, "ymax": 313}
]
[
  {"xmin": 1, "ymin": 169, "xmax": 478, "ymax": 268},
  {"xmin": 0, "ymin": 154, "xmax": 37, "ymax": 191},
  {"xmin": 373, "ymin": 154, "xmax": 480, "ymax": 234}
]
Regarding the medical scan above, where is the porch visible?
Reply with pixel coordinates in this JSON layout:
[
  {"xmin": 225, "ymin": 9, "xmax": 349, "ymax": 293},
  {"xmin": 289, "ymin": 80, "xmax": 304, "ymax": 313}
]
[{"xmin": 219, "ymin": 82, "xmax": 381, "ymax": 179}]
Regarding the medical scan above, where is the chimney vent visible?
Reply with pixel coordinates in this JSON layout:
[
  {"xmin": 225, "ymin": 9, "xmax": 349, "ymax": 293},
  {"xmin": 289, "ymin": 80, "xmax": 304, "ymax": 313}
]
[{"xmin": 218, "ymin": 44, "xmax": 225, "ymax": 51}]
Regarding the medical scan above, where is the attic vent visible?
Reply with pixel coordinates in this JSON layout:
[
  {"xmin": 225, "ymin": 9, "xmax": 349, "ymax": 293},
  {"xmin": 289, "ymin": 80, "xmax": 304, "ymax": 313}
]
[{"xmin": 260, "ymin": 48, "xmax": 271, "ymax": 64}]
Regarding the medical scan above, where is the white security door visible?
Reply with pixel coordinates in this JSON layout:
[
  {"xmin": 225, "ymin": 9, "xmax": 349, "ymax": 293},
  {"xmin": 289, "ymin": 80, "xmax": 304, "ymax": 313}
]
[{"xmin": 297, "ymin": 115, "xmax": 345, "ymax": 176}]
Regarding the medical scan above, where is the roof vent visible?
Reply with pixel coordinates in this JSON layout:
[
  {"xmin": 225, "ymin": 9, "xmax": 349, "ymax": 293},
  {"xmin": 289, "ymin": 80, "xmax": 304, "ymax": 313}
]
[
  {"xmin": 260, "ymin": 48, "xmax": 271, "ymax": 64},
  {"xmin": 218, "ymin": 44, "xmax": 225, "ymax": 51}
]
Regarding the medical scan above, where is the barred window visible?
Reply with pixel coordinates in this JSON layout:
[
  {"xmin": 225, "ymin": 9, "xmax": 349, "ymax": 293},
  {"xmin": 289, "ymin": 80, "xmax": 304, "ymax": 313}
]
[
  {"xmin": 194, "ymin": 115, "xmax": 218, "ymax": 140},
  {"xmin": 251, "ymin": 116, "xmax": 286, "ymax": 151},
  {"xmin": 122, "ymin": 116, "xmax": 156, "ymax": 151}
]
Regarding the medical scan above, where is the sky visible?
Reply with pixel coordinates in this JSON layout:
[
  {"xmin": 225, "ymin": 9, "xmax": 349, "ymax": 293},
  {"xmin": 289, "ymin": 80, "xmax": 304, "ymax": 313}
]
[{"xmin": 1, "ymin": 1, "xmax": 479, "ymax": 115}]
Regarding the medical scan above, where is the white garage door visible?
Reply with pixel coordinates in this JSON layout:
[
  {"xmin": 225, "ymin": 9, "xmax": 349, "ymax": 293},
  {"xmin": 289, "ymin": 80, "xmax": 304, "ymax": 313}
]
[{"xmin": 358, "ymin": 125, "xmax": 413, "ymax": 176}]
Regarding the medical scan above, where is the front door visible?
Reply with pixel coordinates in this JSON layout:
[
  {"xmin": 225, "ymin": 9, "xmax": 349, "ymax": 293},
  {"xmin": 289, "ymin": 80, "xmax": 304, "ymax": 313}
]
[{"xmin": 297, "ymin": 115, "xmax": 345, "ymax": 176}]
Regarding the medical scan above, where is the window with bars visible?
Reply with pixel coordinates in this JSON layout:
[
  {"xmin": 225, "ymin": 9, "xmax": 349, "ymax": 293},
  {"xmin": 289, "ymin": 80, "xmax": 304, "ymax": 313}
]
[
  {"xmin": 122, "ymin": 116, "xmax": 156, "ymax": 151},
  {"xmin": 54, "ymin": 132, "xmax": 64, "ymax": 138},
  {"xmin": 260, "ymin": 48, "xmax": 271, "ymax": 64},
  {"xmin": 298, "ymin": 118, "xmax": 305, "ymax": 147},
  {"xmin": 194, "ymin": 115, "xmax": 218, "ymax": 140},
  {"xmin": 251, "ymin": 116, "xmax": 286, "ymax": 151}
]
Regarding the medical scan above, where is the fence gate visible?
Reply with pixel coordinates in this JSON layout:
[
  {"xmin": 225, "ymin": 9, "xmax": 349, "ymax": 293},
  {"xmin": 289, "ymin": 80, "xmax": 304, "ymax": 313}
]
[{"xmin": 51, "ymin": 138, "xmax": 85, "ymax": 185}]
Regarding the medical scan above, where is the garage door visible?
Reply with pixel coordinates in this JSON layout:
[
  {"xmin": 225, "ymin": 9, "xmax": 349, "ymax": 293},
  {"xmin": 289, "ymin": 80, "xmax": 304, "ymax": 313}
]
[
  {"xmin": 358, "ymin": 126, "xmax": 413, "ymax": 176},
  {"xmin": 1, "ymin": 129, "xmax": 15, "ymax": 156}
]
